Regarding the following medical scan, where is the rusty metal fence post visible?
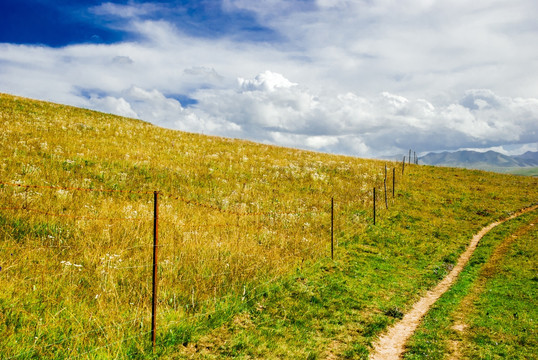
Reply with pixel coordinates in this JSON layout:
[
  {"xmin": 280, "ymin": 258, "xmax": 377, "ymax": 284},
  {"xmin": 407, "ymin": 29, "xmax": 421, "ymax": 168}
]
[
  {"xmin": 373, "ymin": 187, "xmax": 376, "ymax": 225},
  {"xmin": 392, "ymin": 167, "xmax": 395, "ymax": 198},
  {"xmin": 331, "ymin": 197, "xmax": 334, "ymax": 259},
  {"xmin": 151, "ymin": 191, "xmax": 159, "ymax": 349},
  {"xmin": 384, "ymin": 178, "xmax": 388, "ymax": 210}
]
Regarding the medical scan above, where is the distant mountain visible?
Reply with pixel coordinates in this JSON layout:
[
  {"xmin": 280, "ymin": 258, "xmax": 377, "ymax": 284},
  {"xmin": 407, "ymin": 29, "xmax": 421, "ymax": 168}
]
[
  {"xmin": 419, "ymin": 150, "xmax": 538, "ymax": 170},
  {"xmin": 513, "ymin": 151, "xmax": 538, "ymax": 164}
]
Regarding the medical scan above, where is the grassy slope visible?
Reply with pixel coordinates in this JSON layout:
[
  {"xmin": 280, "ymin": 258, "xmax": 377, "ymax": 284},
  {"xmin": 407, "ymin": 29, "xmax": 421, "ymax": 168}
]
[{"xmin": 0, "ymin": 93, "xmax": 537, "ymax": 359}]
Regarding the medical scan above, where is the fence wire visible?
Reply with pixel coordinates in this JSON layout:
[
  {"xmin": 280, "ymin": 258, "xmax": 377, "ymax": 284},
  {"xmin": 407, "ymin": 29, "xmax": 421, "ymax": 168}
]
[{"xmin": 0, "ymin": 162, "xmax": 404, "ymax": 358}]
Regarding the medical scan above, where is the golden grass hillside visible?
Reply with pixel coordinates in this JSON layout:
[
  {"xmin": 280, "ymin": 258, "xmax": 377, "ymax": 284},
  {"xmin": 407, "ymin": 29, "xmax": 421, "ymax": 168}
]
[{"xmin": 0, "ymin": 92, "xmax": 536, "ymax": 359}]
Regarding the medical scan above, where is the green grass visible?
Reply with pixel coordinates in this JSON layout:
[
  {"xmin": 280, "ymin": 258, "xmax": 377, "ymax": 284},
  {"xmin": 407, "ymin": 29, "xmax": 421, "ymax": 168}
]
[
  {"xmin": 404, "ymin": 210, "xmax": 538, "ymax": 359},
  {"xmin": 505, "ymin": 167, "xmax": 538, "ymax": 177},
  {"xmin": 162, "ymin": 204, "xmax": 538, "ymax": 359},
  {"xmin": 463, "ymin": 218, "xmax": 537, "ymax": 359},
  {"xmin": 478, "ymin": 166, "xmax": 538, "ymax": 177},
  {"xmin": 426, "ymin": 165, "xmax": 538, "ymax": 177},
  {"xmin": 1, "ymin": 92, "xmax": 537, "ymax": 358}
]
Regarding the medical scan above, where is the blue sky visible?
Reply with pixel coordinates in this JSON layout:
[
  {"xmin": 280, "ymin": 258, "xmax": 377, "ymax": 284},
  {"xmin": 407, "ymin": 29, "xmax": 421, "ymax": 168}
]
[
  {"xmin": 0, "ymin": 0, "xmax": 122, "ymax": 45},
  {"xmin": 1, "ymin": 0, "xmax": 537, "ymax": 157},
  {"xmin": 0, "ymin": 0, "xmax": 281, "ymax": 45}
]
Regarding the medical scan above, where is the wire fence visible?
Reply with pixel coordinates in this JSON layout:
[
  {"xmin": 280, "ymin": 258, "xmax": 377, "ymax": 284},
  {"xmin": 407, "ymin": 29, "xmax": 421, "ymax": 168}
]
[{"xmin": 0, "ymin": 158, "xmax": 408, "ymax": 358}]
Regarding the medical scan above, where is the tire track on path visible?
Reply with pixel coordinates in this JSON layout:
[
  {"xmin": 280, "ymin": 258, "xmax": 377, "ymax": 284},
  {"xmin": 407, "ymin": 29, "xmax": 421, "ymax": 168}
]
[
  {"xmin": 448, "ymin": 215, "xmax": 538, "ymax": 359},
  {"xmin": 369, "ymin": 204, "xmax": 538, "ymax": 360}
]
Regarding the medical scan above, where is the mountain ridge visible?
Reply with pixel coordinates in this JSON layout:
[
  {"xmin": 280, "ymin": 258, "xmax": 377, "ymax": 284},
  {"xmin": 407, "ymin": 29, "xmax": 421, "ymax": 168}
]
[{"xmin": 419, "ymin": 150, "xmax": 538, "ymax": 170}]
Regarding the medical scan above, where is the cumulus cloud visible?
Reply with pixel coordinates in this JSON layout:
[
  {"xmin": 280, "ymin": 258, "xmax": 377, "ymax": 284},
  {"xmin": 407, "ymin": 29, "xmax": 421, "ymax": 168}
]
[
  {"xmin": 87, "ymin": 86, "xmax": 242, "ymax": 136},
  {"xmin": 239, "ymin": 71, "xmax": 297, "ymax": 92},
  {"xmin": 89, "ymin": 95, "xmax": 138, "ymax": 118},
  {"xmin": 84, "ymin": 70, "xmax": 430, "ymax": 155},
  {"xmin": 0, "ymin": 1, "xmax": 537, "ymax": 157},
  {"xmin": 179, "ymin": 71, "xmax": 538, "ymax": 156}
]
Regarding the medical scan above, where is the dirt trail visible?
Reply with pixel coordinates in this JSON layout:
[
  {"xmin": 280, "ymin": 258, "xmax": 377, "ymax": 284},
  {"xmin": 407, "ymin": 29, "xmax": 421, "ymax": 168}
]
[
  {"xmin": 369, "ymin": 205, "xmax": 538, "ymax": 360},
  {"xmin": 447, "ymin": 216, "xmax": 538, "ymax": 359}
]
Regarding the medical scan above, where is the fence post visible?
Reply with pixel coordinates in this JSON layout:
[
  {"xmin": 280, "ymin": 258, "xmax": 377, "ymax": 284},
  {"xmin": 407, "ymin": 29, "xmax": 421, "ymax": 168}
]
[
  {"xmin": 392, "ymin": 167, "xmax": 395, "ymax": 198},
  {"xmin": 409, "ymin": 149, "xmax": 411, "ymax": 164},
  {"xmin": 384, "ymin": 178, "xmax": 388, "ymax": 209},
  {"xmin": 24, "ymin": 186, "xmax": 28, "ymax": 209},
  {"xmin": 373, "ymin": 187, "xmax": 376, "ymax": 225},
  {"xmin": 402, "ymin": 156, "xmax": 405, "ymax": 175},
  {"xmin": 331, "ymin": 197, "xmax": 334, "ymax": 260},
  {"xmin": 151, "ymin": 191, "xmax": 159, "ymax": 350}
]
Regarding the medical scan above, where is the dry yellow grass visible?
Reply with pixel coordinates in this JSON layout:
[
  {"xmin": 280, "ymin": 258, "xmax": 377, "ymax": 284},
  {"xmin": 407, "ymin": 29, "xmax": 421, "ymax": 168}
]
[
  {"xmin": 1, "ymin": 92, "xmax": 536, "ymax": 359},
  {"xmin": 0, "ymin": 93, "xmax": 391, "ymax": 358}
]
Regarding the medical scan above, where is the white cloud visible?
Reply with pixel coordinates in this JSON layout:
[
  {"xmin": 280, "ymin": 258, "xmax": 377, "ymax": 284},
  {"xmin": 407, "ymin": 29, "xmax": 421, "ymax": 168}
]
[
  {"xmin": 87, "ymin": 86, "xmax": 242, "ymax": 136},
  {"xmin": 89, "ymin": 95, "xmax": 138, "ymax": 118},
  {"xmin": 112, "ymin": 56, "xmax": 134, "ymax": 65},
  {"xmin": 187, "ymin": 72, "xmax": 538, "ymax": 156},
  {"xmin": 91, "ymin": 2, "xmax": 161, "ymax": 19},
  {"xmin": 239, "ymin": 71, "xmax": 297, "ymax": 92},
  {"xmin": 461, "ymin": 143, "xmax": 538, "ymax": 156},
  {"xmin": 0, "ymin": 1, "xmax": 537, "ymax": 157},
  {"xmin": 222, "ymin": 0, "xmax": 313, "ymax": 20}
]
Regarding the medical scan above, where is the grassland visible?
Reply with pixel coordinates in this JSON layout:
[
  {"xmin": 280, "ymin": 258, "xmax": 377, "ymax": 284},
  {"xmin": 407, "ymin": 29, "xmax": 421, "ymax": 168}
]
[
  {"xmin": 506, "ymin": 167, "xmax": 538, "ymax": 177},
  {"xmin": 477, "ymin": 166, "xmax": 538, "ymax": 177},
  {"xmin": 1, "ymin": 92, "xmax": 537, "ymax": 359},
  {"xmin": 404, "ymin": 210, "xmax": 538, "ymax": 359}
]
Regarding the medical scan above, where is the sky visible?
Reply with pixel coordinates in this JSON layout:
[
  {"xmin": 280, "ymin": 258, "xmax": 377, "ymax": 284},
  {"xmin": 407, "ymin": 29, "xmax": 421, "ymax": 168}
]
[{"xmin": 1, "ymin": 0, "xmax": 537, "ymax": 158}]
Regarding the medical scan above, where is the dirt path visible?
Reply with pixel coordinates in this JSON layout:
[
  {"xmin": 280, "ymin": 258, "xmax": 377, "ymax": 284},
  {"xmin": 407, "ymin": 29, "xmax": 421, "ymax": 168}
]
[
  {"xmin": 369, "ymin": 205, "xmax": 538, "ymax": 360},
  {"xmin": 447, "ymin": 215, "xmax": 538, "ymax": 359}
]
